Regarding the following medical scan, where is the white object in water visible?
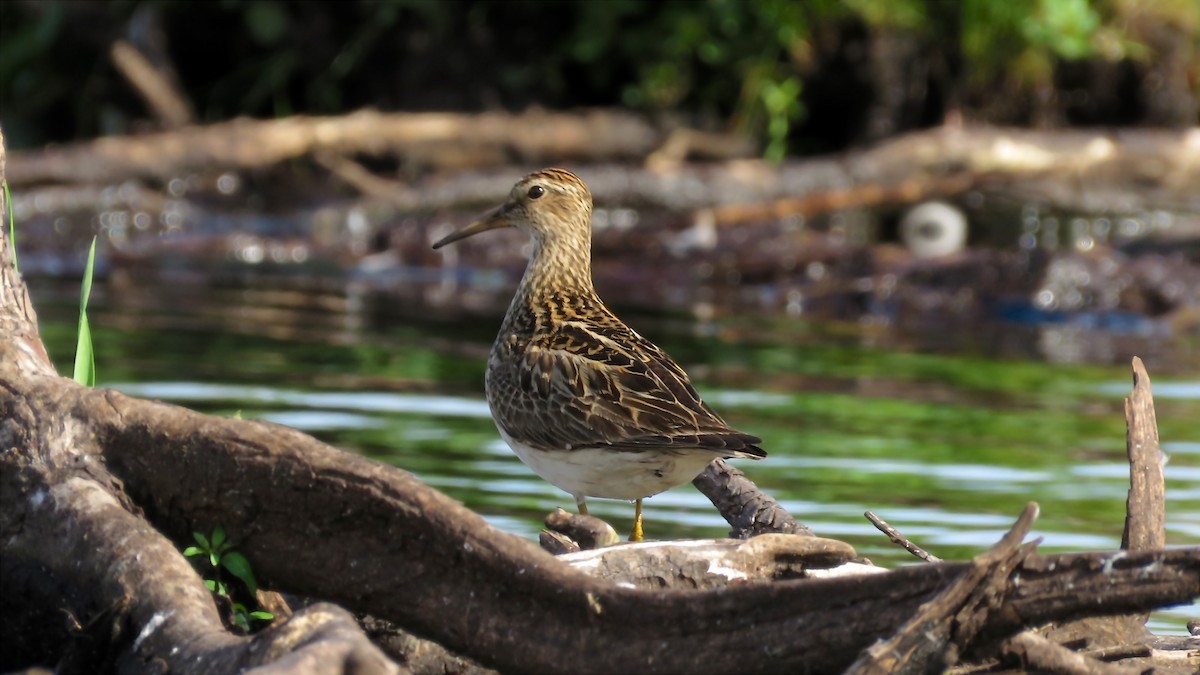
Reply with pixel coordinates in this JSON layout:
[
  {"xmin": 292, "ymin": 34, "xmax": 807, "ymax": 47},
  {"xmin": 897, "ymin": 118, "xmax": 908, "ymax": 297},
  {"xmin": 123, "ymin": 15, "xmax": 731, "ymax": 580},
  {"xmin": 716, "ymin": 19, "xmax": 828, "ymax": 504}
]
[{"xmin": 900, "ymin": 201, "xmax": 968, "ymax": 259}]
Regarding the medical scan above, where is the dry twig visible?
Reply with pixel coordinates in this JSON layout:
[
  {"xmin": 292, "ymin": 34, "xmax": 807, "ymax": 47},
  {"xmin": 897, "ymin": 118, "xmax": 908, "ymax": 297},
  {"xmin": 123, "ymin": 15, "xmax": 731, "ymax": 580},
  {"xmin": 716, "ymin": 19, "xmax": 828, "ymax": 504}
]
[{"xmin": 865, "ymin": 510, "xmax": 943, "ymax": 563}]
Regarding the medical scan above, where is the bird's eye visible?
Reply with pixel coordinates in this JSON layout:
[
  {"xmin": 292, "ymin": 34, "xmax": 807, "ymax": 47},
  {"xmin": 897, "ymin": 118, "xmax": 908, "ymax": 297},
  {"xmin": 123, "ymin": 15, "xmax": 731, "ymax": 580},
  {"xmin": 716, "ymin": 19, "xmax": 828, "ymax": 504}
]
[{"xmin": 527, "ymin": 185, "xmax": 545, "ymax": 200}]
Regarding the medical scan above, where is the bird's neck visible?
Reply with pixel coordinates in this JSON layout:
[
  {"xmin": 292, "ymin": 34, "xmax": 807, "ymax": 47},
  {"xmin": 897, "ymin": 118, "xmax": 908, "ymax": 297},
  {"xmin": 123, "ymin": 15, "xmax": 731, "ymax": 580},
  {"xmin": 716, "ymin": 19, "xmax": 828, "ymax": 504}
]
[{"xmin": 507, "ymin": 231, "xmax": 599, "ymax": 326}]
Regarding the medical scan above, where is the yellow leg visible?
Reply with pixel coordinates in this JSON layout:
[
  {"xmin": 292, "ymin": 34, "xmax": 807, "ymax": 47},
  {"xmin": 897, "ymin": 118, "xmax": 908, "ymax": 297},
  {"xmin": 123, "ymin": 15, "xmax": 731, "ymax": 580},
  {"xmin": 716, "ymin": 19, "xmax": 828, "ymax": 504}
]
[
  {"xmin": 630, "ymin": 499, "xmax": 644, "ymax": 542},
  {"xmin": 576, "ymin": 497, "xmax": 588, "ymax": 516}
]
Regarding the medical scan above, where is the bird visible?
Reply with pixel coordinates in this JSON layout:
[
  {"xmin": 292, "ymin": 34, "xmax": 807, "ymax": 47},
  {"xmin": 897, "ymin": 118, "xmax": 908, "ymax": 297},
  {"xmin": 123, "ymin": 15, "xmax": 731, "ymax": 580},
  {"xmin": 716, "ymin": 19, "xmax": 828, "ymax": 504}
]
[{"xmin": 432, "ymin": 168, "xmax": 765, "ymax": 541}]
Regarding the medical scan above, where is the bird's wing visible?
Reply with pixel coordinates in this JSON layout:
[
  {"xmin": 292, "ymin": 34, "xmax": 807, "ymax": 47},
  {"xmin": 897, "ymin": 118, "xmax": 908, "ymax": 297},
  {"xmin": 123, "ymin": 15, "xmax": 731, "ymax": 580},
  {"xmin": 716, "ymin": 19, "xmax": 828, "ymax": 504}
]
[{"xmin": 500, "ymin": 319, "xmax": 764, "ymax": 458}]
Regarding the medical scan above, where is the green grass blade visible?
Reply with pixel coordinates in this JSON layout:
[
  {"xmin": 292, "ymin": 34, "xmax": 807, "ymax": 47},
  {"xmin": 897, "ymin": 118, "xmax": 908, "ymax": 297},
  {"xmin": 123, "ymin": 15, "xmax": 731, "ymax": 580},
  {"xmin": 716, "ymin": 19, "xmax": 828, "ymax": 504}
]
[
  {"xmin": 74, "ymin": 316, "xmax": 94, "ymax": 386},
  {"xmin": 3, "ymin": 180, "xmax": 15, "ymax": 272},
  {"xmin": 73, "ymin": 236, "xmax": 97, "ymax": 387}
]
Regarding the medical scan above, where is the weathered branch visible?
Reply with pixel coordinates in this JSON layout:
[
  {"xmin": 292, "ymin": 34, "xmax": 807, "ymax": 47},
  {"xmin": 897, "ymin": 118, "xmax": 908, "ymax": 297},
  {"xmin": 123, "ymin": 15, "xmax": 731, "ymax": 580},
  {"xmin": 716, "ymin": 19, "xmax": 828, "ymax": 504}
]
[
  {"xmin": 1123, "ymin": 356, "xmax": 1165, "ymax": 553},
  {"xmin": 541, "ymin": 508, "xmax": 620, "ymax": 551},
  {"xmin": 5, "ymin": 109, "xmax": 750, "ymax": 186},
  {"xmin": 554, "ymin": 534, "xmax": 864, "ymax": 590},
  {"xmin": 1043, "ymin": 356, "xmax": 1169, "ymax": 648},
  {"xmin": 846, "ymin": 503, "xmax": 1041, "ymax": 674},
  {"xmin": 693, "ymin": 458, "xmax": 813, "ymax": 537},
  {"xmin": 110, "ymin": 40, "xmax": 194, "ymax": 129},
  {"xmin": 9, "ymin": 116, "xmax": 1197, "ymax": 221},
  {"xmin": 1002, "ymin": 632, "xmax": 1143, "ymax": 675}
]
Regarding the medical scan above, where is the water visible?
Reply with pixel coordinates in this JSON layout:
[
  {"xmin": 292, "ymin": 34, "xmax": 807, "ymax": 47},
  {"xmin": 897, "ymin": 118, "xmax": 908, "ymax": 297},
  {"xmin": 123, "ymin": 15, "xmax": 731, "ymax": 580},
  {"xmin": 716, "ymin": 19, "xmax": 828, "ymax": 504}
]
[{"xmin": 27, "ymin": 276, "xmax": 1200, "ymax": 634}]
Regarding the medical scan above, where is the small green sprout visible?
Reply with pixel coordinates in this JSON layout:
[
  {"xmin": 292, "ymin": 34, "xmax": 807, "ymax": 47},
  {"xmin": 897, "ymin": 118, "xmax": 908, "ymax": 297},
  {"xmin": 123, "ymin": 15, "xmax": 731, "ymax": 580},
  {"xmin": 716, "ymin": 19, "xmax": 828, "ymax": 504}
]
[{"xmin": 183, "ymin": 526, "xmax": 274, "ymax": 632}]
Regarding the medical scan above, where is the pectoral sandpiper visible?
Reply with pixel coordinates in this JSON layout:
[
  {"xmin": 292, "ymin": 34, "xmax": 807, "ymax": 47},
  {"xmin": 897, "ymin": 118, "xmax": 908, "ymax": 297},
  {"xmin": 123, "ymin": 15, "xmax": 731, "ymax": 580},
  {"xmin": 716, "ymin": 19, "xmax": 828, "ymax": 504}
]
[{"xmin": 432, "ymin": 168, "xmax": 765, "ymax": 541}]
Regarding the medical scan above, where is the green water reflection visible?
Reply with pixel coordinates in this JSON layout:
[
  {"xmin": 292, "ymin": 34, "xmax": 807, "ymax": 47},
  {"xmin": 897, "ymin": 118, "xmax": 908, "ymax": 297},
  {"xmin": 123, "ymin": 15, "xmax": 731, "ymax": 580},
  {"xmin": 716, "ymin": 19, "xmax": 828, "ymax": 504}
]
[{"xmin": 29, "ymin": 278, "xmax": 1200, "ymax": 633}]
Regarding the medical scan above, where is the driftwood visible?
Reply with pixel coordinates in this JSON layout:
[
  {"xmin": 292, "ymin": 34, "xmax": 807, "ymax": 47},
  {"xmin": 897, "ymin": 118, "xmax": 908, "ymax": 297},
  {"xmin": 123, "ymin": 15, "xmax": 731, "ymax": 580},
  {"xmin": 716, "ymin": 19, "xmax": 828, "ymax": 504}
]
[
  {"xmin": 8, "ymin": 111, "xmax": 1198, "ymax": 336},
  {"xmin": 1035, "ymin": 355, "xmax": 1169, "ymax": 653},
  {"xmin": 7, "ymin": 107, "xmax": 1199, "ymax": 227},
  {"xmin": 1000, "ymin": 632, "xmax": 1144, "ymax": 675},
  {"xmin": 1123, "ymin": 356, "xmax": 1166, "ymax": 555},
  {"xmin": 846, "ymin": 503, "xmax": 1042, "ymax": 674},
  {"xmin": 1, "ymin": 128, "xmax": 1198, "ymax": 674},
  {"xmin": 5, "ymin": 108, "xmax": 753, "ymax": 187},
  {"xmin": 553, "ymin": 534, "xmax": 868, "ymax": 590},
  {"xmin": 693, "ymin": 457, "xmax": 814, "ymax": 538},
  {"xmin": 109, "ymin": 39, "xmax": 194, "ymax": 130}
]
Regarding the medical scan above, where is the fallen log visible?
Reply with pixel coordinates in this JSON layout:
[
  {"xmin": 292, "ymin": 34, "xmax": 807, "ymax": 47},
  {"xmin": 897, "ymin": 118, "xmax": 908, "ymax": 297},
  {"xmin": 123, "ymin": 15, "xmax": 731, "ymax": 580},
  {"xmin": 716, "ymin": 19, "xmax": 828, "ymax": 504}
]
[
  {"xmin": 8, "ymin": 113, "xmax": 1198, "ymax": 221},
  {"xmin": 5, "ymin": 108, "xmax": 752, "ymax": 187}
]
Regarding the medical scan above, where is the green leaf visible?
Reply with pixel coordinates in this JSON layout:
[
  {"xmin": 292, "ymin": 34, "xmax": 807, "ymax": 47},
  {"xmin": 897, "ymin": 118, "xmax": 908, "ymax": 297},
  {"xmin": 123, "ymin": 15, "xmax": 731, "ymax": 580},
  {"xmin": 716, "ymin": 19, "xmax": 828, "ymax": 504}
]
[
  {"xmin": 211, "ymin": 526, "xmax": 226, "ymax": 551},
  {"xmin": 204, "ymin": 579, "xmax": 217, "ymax": 592},
  {"xmin": 72, "ymin": 236, "xmax": 97, "ymax": 387},
  {"xmin": 4, "ymin": 180, "xmax": 15, "ymax": 273},
  {"xmin": 193, "ymin": 531, "xmax": 210, "ymax": 550},
  {"xmin": 182, "ymin": 546, "xmax": 202, "ymax": 557},
  {"xmin": 249, "ymin": 611, "xmax": 274, "ymax": 621},
  {"xmin": 209, "ymin": 551, "xmax": 219, "ymax": 568},
  {"xmin": 220, "ymin": 551, "xmax": 258, "ymax": 595}
]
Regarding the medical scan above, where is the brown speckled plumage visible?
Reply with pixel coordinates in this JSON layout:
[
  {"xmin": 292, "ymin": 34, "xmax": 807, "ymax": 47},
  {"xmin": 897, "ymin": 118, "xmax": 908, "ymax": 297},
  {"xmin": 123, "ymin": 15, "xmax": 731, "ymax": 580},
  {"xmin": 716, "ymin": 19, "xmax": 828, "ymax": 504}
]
[{"xmin": 433, "ymin": 168, "xmax": 765, "ymax": 539}]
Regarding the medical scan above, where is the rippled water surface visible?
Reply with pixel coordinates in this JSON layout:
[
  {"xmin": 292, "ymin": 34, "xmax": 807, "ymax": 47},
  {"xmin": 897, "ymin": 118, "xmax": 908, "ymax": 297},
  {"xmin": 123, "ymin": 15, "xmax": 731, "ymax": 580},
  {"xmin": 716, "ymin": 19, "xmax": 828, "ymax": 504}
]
[{"xmin": 28, "ymin": 277, "xmax": 1200, "ymax": 634}]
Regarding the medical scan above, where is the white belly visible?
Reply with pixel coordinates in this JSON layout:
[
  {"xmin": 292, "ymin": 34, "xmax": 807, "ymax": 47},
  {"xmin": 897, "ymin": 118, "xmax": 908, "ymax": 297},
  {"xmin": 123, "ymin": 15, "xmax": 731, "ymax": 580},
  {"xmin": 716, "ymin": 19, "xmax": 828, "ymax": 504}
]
[{"xmin": 497, "ymin": 427, "xmax": 715, "ymax": 502}]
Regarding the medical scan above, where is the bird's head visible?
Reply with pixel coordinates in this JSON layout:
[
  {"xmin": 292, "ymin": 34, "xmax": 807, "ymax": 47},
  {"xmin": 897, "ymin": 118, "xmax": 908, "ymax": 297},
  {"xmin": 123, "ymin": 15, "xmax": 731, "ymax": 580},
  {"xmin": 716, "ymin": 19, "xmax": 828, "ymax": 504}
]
[{"xmin": 432, "ymin": 168, "xmax": 593, "ymax": 249}]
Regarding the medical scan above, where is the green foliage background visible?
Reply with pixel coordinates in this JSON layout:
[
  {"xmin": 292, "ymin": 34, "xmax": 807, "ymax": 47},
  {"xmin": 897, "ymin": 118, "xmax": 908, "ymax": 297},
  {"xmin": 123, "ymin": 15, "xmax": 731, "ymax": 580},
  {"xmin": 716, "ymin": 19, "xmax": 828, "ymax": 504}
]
[{"xmin": 0, "ymin": 0, "xmax": 1196, "ymax": 155}]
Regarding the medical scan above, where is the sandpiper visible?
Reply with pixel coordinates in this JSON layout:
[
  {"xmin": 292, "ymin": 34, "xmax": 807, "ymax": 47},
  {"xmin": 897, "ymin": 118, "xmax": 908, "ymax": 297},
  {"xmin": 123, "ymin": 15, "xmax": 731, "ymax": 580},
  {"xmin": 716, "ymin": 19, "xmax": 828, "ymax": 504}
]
[{"xmin": 432, "ymin": 168, "xmax": 765, "ymax": 541}]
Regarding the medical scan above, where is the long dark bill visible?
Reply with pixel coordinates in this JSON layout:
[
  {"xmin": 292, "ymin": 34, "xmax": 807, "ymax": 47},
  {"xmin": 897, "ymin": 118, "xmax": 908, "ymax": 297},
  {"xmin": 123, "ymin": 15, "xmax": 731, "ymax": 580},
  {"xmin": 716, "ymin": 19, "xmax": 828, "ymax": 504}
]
[{"xmin": 431, "ymin": 204, "xmax": 514, "ymax": 249}]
